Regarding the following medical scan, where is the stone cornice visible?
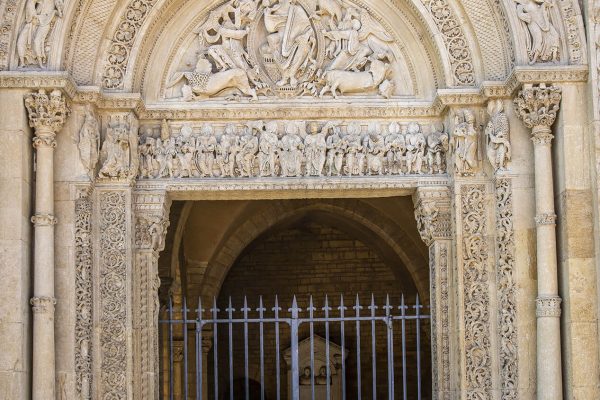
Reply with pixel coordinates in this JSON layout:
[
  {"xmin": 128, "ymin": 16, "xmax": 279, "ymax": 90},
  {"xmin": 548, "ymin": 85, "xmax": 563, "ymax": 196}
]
[{"xmin": 2, "ymin": 65, "xmax": 588, "ymax": 120}]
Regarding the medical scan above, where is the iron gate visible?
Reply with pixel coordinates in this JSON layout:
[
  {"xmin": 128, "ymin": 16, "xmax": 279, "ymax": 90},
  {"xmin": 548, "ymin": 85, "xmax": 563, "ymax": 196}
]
[{"xmin": 160, "ymin": 294, "xmax": 430, "ymax": 400}]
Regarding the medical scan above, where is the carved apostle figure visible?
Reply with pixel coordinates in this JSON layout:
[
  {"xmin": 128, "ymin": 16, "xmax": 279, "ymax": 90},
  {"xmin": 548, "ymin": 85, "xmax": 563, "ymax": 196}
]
[
  {"xmin": 325, "ymin": 122, "xmax": 344, "ymax": 176},
  {"xmin": 176, "ymin": 126, "xmax": 196, "ymax": 178},
  {"xmin": 139, "ymin": 136, "xmax": 158, "ymax": 178},
  {"xmin": 259, "ymin": 121, "xmax": 280, "ymax": 177},
  {"xmin": 196, "ymin": 124, "xmax": 217, "ymax": 177},
  {"xmin": 217, "ymin": 124, "xmax": 239, "ymax": 177},
  {"xmin": 158, "ymin": 137, "xmax": 177, "ymax": 178},
  {"xmin": 304, "ymin": 122, "xmax": 327, "ymax": 176},
  {"xmin": 236, "ymin": 124, "xmax": 260, "ymax": 177},
  {"xmin": 343, "ymin": 122, "xmax": 364, "ymax": 176},
  {"xmin": 485, "ymin": 100, "xmax": 511, "ymax": 171},
  {"xmin": 426, "ymin": 123, "xmax": 448, "ymax": 174},
  {"xmin": 515, "ymin": 0, "xmax": 560, "ymax": 64},
  {"xmin": 363, "ymin": 123, "xmax": 385, "ymax": 175},
  {"xmin": 279, "ymin": 122, "xmax": 304, "ymax": 177},
  {"xmin": 405, "ymin": 122, "xmax": 426, "ymax": 174},
  {"xmin": 385, "ymin": 121, "xmax": 405, "ymax": 175},
  {"xmin": 99, "ymin": 123, "xmax": 131, "ymax": 179},
  {"xmin": 75, "ymin": 105, "xmax": 100, "ymax": 179},
  {"xmin": 451, "ymin": 109, "xmax": 479, "ymax": 176}
]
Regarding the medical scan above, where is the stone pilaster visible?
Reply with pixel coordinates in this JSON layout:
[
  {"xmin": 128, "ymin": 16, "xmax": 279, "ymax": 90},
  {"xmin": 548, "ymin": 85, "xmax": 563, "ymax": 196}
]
[
  {"xmin": 413, "ymin": 187, "xmax": 452, "ymax": 400},
  {"xmin": 133, "ymin": 190, "xmax": 170, "ymax": 400},
  {"xmin": 514, "ymin": 83, "xmax": 563, "ymax": 400},
  {"xmin": 24, "ymin": 89, "xmax": 70, "ymax": 400}
]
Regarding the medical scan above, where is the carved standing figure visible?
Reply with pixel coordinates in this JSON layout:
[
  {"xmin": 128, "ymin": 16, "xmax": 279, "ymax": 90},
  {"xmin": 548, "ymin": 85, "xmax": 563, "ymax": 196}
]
[
  {"xmin": 515, "ymin": 0, "xmax": 560, "ymax": 64},
  {"xmin": 17, "ymin": 0, "xmax": 63, "ymax": 67},
  {"xmin": 343, "ymin": 122, "xmax": 364, "ymax": 176},
  {"xmin": 485, "ymin": 100, "xmax": 511, "ymax": 171},
  {"xmin": 426, "ymin": 123, "xmax": 448, "ymax": 174},
  {"xmin": 325, "ymin": 123, "xmax": 344, "ymax": 176},
  {"xmin": 75, "ymin": 105, "xmax": 100, "ymax": 179},
  {"xmin": 385, "ymin": 121, "xmax": 405, "ymax": 175},
  {"xmin": 451, "ymin": 109, "xmax": 479, "ymax": 176},
  {"xmin": 236, "ymin": 124, "xmax": 259, "ymax": 177},
  {"xmin": 217, "ymin": 124, "xmax": 239, "ymax": 177},
  {"xmin": 404, "ymin": 122, "xmax": 426, "ymax": 174},
  {"xmin": 259, "ymin": 121, "xmax": 280, "ymax": 177},
  {"xmin": 99, "ymin": 123, "xmax": 131, "ymax": 179},
  {"xmin": 196, "ymin": 124, "xmax": 217, "ymax": 177},
  {"xmin": 304, "ymin": 122, "xmax": 327, "ymax": 176},
  {"xmin": 279, "ymin": 122, "xmax": 304, "ymax": 177},
  {"xmin": 364, "ymin": 123, "xmax": 385, "ymax": 175}
]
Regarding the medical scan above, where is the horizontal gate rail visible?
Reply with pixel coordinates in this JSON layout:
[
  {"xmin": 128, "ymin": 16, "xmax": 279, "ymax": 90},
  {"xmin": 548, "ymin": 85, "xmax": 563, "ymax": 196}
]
[{"xmin": 160, "ymin": 294, "xmax": 430, "ymax": 400}]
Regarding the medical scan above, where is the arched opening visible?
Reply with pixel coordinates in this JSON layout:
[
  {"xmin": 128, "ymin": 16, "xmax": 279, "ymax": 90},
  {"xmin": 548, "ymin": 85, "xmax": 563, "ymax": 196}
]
[{"xmin": 159, "ymin": 197, "xmax": 431, "ymax": 399}]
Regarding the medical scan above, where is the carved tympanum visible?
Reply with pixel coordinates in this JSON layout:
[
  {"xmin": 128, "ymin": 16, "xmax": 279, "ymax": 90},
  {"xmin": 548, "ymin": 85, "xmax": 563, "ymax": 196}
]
[
  {"xmin": 137, "ymin": 120, "xmax": 449, "ymax": 179},
  {"xmin": 167, "ymin": 0, "xmax": 399, "ymax": 100},
  {"xmin": 485, "ymin": 100, "xmax": 511, "ymax": 172},
  {"xmin": 16, "ymin": 0, "xmax": 64, "ymax": 68}
]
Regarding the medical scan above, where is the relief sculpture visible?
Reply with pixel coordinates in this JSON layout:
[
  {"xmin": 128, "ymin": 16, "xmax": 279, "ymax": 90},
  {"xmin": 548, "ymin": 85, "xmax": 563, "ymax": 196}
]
[
  {"xmin": 514, "ymin": 0, "xmax": 561, "ymax": 64},
  {"xmin": 137, "ymin": 120, "xmax": 449, "ymax": 179},
  {"xmin": 167, "ymin": 0, "xmax": 398, "ymax": 100},
  {"xmin": 16, "ymin": 0, "xmax": 64, "ymax": 68}
]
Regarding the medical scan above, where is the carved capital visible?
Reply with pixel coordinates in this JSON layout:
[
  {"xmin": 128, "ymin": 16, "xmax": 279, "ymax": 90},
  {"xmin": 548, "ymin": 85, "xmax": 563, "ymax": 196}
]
[
  {"xmin": 31, "ymin": 213, "xmax": 57, "ymax": 226},
  {"xmin": 513, "ymin": 84, "xmax": 561, "ymax": 133},
  {"xmin": 30, "ymin": 296, "xmax": 57, "ymax": 314},
  {"xmin": 24, "ymin": 89, "xmax": 70, "ymax": 136},
  {"xmin": 535, "ymin": 213, "xmax": 557, "ymax": 225},
  {"xmin": 32, "ymin": 133, "xmax": 57, "ymax": 149},
  {"xmin": 135, "ymin": 214, "xmax": 170, "ymax": 251},
  {"xmin": 413, "ymin": 188, "xmax": 452, "ymax": 246},
  {"xmin": 536, "ymin": 296, "xmax": 562, "ymax": 318}
]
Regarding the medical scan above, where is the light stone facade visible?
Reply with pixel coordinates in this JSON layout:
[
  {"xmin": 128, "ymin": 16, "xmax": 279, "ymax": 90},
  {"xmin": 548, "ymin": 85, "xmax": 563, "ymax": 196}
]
[{"xmin": 0, "ymin": 0, "xmax": 599, "ymax": 399}]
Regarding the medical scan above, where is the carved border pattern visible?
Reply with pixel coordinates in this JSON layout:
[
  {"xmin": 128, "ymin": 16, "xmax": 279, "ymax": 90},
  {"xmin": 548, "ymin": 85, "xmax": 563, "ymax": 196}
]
[
  {"xmin": 439, "ymin": 244, "xmax": 450, "ymax": 396},
  {"xmin": 421, "ymin": 0, "xmax": 475, "ymax": 85},
  {"xmin": 99, "ymin": 191, "xmax": 127, "ymax": 400},
  {"xmin": 461, "ymin": 184, "xmax": 492, "ymax": 399},
  {"xmin": 101, "ymin": 0, "xmax": 159, "ymax": 89},
  {"xmin": 495, "ymin": 178, "xmax": 518, "ymax": 400},
  {"xmin": 75, "ymin": 189, "xmax": 93, "ymax": 399},
  {"xmin": 557, "ymin": 0, "xmax": 584, "ymax": 64},
  {"xmin": 0, "ymin": 0, "xmax": 18, "ymax": 70},
  {"xmin": 429, "ymin": 245, "xmax": 438, "ymax": 397}
]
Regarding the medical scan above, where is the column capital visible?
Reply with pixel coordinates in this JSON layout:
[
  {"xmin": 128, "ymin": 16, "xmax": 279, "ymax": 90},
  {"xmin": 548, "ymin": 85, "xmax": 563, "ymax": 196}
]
[
  {"xmin": 536, "ymin": 296, "xmax": 562, "ymax": 318},
  {"xmin": 24, "ymin": 89, "xmax": 70, "ymax": 144},
  {"xmin": 135, "ymin": 214, "xmax": 170, "ymax": 251},
  {"xmin": 30, "ymin": 296, "xmax": 57, "ymax": 314},
  {"xmin": 513, "ymin": 83, "xmax": 561, "ymax": 141},
  {"xmin": 413, "ymin": 187, "xmax": 452, "ymax": 246}
]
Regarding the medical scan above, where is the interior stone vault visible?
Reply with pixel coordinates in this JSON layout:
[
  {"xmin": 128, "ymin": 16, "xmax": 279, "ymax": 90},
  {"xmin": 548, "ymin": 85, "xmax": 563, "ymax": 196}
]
[{"xmin": 1, "ymin": 0, "xmax": 600, "ymax": 399}]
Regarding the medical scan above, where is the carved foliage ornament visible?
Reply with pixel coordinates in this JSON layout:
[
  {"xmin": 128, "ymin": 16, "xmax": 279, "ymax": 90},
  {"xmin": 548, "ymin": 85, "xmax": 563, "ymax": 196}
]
[
  {"xmin": 24, "ymin": 89, "xmax": 70, "ymax": 139},
  {"xmin": 513, "ymin": 83, "xmax": 562, "ymax": 131},
  {"xmin": 138, "ymin": 120, "xmax": 449, "ymax": 179}
]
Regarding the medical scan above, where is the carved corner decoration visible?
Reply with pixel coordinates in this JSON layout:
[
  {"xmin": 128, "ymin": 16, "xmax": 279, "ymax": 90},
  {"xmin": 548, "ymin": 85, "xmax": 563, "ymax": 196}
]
[
  {"xmin": 461, "ymin": 184, "xmax": 492, "ymax": 399},
  {"xmin": 495, "ymin": 178, "xmax": 518, "ymax": 400}
]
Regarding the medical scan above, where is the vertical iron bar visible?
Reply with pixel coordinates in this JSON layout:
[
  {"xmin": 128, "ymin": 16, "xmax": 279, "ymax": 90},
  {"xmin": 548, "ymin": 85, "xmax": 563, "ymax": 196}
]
[
  {"xmin": 324, "ymin": 295, "xmax": 331, "ymax": 400},
  {"xmin": 384, "ymin": 295, "xmax": 394, "ymax": 400},
  {"xmin": 169, "ymin": 297, "xmax": 174, "ymax": 400},
  {"xmin": 339, "ymin": 295, "xmax": 346, "ymax": 400},
  {"xmin": 415, "ymin": 294, "xmax": 422, "ymax": 400},
  {"xmin": 354, "ymin": 295, "xmax": 362, "ymax": 400},
  {"xmin": 274, "ymin": 296, "xmax": 281, "ymax": 400},
  {"xmin": 400, "ymin": 295, "xmax": 407, "ymax": 400},
  {"xmin": 290, "ymin": 296, "xmax": 300, "ymax": 400},
  {"xmin": 369, "ymin": 294, "xmax": 377, "ymax": 400},
  {"xmin": 227, "ymin": 297, "xmax": 234, "ymax": 400},
  {"xmin": 183, "ymin": 297, "xmax": 189, "ymax": 400},
  {"xmin": 196, "ymin": 298, "xmax": 203, "ymax": 400},
  {"xmin": 309, "ymin": 295, "xmax": 315, "ymax": 400},
  {"xmin": 243, "ymin": 296, "xmax": 250, "ymax": 400},
  {"xmin": 212, "ymin": 298, "xmax": 219, "ymax": 400},
  {"xmin": 258, "ymin": 297, "xmax": 265, "ymax": 400}
]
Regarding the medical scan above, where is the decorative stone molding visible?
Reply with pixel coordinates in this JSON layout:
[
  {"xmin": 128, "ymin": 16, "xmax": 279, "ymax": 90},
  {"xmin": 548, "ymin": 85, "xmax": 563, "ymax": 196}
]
[
  {"xmin": 30, "ymin": 296, "xmax": 56, "ymax": 313},
  {"xmin": 494, "ymin": 178, "xmax": 518, "ymax": 400},
  {"xmin": 74, "ymin": 186, "xmax": 93, "ymax": 400},
  {"xmin": 460, "ymin": 184, "xmax": 492, "ymax": 399},
  {"xmin": 31, "ymin": 213, "xmax": 57, "ymax": 226},
  {"xmin": 535, "ymin": 212, "xmax": 557, "ymax": 225},
  {"xmin": 98, "ymin": 191, "xmax": 128, "ymax": 400},
  {"xmin": 24, "ymin": 89, "xmax": 70, "ymax": 134},
  {"xmin": 536, "ymin": 296, "xmax": 562, "ymax": 317},
  {"xmin": 513, "ymin": 83, "xmax": 562, "ymax": 133}
]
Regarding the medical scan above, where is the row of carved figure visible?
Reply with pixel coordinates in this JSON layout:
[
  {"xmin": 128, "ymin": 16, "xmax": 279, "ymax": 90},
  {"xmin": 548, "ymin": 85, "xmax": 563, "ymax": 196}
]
[
  {"xmin": 75, "ymin": 101, "xmax": 511, "ymax": 180},
  {"xmin": 137, "ymin": 120, "xmax": 450, "ymax": 179}
]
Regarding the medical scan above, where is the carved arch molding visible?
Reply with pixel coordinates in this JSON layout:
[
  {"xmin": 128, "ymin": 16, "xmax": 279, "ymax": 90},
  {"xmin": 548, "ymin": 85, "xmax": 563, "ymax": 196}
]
[{"xmin": 0, "ymin": 0, "xmax": 588, "ymax": 87}]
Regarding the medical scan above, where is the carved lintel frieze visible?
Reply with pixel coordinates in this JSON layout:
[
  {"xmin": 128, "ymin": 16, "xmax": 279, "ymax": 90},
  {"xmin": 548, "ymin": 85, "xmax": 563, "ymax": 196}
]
[
  {"xmin": 24, "ymin": 89, "xmax": 70, "ymax": 135},
  {"xmin": 30, "ymin": 296, "xmax": 56, "ymax": 313},
  {"xmin": 31, "ymin": 213, "xmax": 57, "ymax": 226},
  {"xmin": 535, "ymin": 213, "xmax": 557, "ymax": 225},
  {"xmin": 513, "ymin": 84, "xmax": 562, "ymax": 138},
  {"xmin": 536, "ymin": 296, "xmax": 562, "ymax": 318}
]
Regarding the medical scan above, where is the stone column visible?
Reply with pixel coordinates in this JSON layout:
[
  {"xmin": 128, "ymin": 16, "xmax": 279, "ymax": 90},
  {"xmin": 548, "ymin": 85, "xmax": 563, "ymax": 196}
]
[
  {"xmin": 514, "ymin": 83, "xmax": 563, "ymax": 400},
  {"xmin": 133, "ymin": 191, "xmax": 170, "ymax": 400},
  {"xmin": 413, "ymin": 187, "xmax": 452, "ymax": 400},
  {"xmin": 24, "ymin": 89, "xmax": 70, "ymax": 400}
]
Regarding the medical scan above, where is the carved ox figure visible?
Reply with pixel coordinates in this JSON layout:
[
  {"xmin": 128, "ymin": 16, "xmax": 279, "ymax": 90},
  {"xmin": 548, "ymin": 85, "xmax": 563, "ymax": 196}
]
[{"xmin": 319, "ymin": 59, "xmax": 392, "ymax": 99}]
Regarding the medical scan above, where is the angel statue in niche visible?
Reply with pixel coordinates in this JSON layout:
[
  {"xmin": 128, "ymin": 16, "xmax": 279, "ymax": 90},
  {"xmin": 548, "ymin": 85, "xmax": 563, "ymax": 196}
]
[{"xmin": 514, "ymin": 0, "xmax": 560, "ymax": 64}]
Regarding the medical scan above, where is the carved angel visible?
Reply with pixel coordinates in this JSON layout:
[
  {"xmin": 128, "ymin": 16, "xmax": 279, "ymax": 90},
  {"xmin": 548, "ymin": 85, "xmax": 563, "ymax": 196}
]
[
  {"xmin": 17, "ymin": 0, "xmax": 64, "ymax": 67},
  {"xmin": 514, "ymin": 0, "xmax": 560, "ymax": 64},
  {"xmin": 75, "ymin": 105, "xmax": 100, "ymax": 179}
]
